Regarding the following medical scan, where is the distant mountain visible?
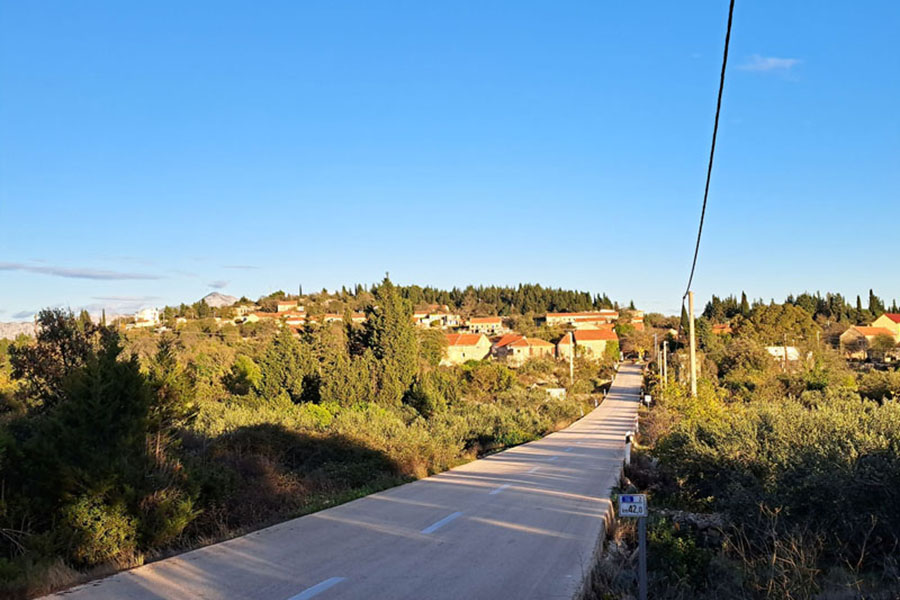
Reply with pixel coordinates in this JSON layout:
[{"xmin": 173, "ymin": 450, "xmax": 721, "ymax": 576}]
[
  {"xmin": 0, "ymin": 321, "xmax": 36, "ymax": 340},
  {"xmin": 202, "ymin": 292, "xmax": 238, "ymax": 308}
]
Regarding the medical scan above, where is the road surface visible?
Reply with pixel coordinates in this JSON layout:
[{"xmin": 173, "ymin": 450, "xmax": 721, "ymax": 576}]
[{"xmin": 46, "ymin": 364, "xmax": 643, "ymax": 600}]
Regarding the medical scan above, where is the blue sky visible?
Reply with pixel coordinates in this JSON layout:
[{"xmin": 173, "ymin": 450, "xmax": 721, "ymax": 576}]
[{"xmin": 1, "ymin": 1, "xmax": 898, "ymax": 319}]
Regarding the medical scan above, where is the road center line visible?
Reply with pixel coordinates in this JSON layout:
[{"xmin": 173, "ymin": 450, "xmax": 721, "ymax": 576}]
[
  {"xmin": 528, "ymin": 466, "xmax": 541, "ymax": 473},
  {"xmin": 421, "ymin": 511, "xmax": 463, "ymax": 534},
  {"xmin": 564, "ymin": 447, "xmax": 574, "ymax": 452},
  {"xmin": 548, "ymin": 456, "xmax": 559, "ymax": 462},
  {"xmin": 287, "ymin": 577, "xmax": 347, "ymax": 600},
  {"xmin": 489, "ymin": 483, "xmax": 511, "ymax": 495}
]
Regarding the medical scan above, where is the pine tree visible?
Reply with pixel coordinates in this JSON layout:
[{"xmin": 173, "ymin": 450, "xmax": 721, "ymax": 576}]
[
  {"xmin": 147, "ymin": 337, "xmax": 196, "ymax": 460},
  {"xmin": 77, "ymin": 309, "xmax": 93, "ymax": 329},
  {"xmin": 365, "ymin": 276, "xmax": 417, "ymax": 406},
  {"xmin": 29, "ymin": 331, "xmax": 152, "ymax": 512},
  {"xmin": 9, "ymin": 308, "xmax": 102, "ymax": 411},
  {"xmin": 740, "ymin": 291, "xmax": 750, "ymax": 317},
  {"xmin": 256, "ymin": 327, "xmax": 311, "ymax": 403},
  {"xmin": 868, "ymin": 289, "xmax": 884, "ymax": 316}
]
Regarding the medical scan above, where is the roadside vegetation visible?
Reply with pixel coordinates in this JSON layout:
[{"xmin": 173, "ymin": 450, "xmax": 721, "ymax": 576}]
[
  {"xmin": 586, "ymin": 296, "xmax": 900, "ymax": 599},
  {"xmin": 0, "ymin": 278, "xmax": 614, "ymax": 599}
]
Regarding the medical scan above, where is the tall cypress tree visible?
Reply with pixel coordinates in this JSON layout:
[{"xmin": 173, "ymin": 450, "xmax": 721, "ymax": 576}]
[
  {"xmin": 256, "ymin": 327, "xmax": 310, "ymax": 403},
  {"xmin": 868, "ymin": 289, "xmax": 883, "ymax": 316},
  {"xmin": 147, "ymin": 337, "xmax": 196, "ymax": 459},
  {"xmin": 740, "ymin": 291, "xmax": 750, "ymax": 317},
  {"xmin": 365, "ymin": 276, "xmax": 417, "ymax": 406}
]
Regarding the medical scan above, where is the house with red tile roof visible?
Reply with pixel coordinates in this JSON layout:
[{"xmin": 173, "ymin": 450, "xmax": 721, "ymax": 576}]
[
  {"xmin": 840, "ymin": 326, "xmax": 897, "ymax": 359},
  {"xmin": 441, "ymin": 333, "xmax": 492, "ymax": 365},
  {"xmin": 711, "ymin": 323, "xmax": 733, "ymax": 335},
  {"xmin": 276, "ymin": 300, "xmax": 300, "ymax": 312},
  {"xmin": 413, "ymin": 309, "xmax": 461, "ymax": 329},
  {"xmin": 492, "ymin": 334, "xmax": 555, "ymax": 366},
  {"xmin": 557, "ymin": 329, "xmax": 619, "ymax": 361},
  {"xmin": 871, "ymin": 313, "xmax": 900, "ymax": 341},
  {"xmin": 466, "ymin": 316, "xmax": 506, "ymax": 335},
  {"xmin": 317, "ymin": 313, "xmax": 365, "ymax": 324},
  {"xmin": 544, "ymin": 311, "xmax": 618, "ymax": 328}
]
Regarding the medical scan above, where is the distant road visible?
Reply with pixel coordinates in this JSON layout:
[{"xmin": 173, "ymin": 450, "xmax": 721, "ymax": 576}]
[{"xmin": 45, "ymin": 364, "xmax": 643, "ymax": 600}]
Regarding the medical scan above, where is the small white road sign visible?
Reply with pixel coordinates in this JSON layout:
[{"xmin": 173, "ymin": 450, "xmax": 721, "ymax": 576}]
[{"xmin": 618, "ymin": 494, "xmax": 647, "ymax": 517}]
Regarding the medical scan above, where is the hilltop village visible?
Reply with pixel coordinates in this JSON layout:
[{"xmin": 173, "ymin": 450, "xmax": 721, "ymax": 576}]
[{"xmin": 122, "ymin": 296, "xmax": 637, "ymax": 367}]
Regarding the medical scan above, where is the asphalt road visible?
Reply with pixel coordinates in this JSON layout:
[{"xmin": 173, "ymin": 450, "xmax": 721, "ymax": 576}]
[{"xmin": 46, "ymin": 364, "xmax": 643, "ymax": 600}]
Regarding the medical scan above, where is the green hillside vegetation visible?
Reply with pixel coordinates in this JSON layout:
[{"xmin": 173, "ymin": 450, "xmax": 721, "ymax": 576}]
[
  {"xmin": 0, "ymin": 278, "xmax": 612, "ymax": 598},
  {"xmin": 592, "ymin": 301, "xmax": 900, "ymax": 599}
]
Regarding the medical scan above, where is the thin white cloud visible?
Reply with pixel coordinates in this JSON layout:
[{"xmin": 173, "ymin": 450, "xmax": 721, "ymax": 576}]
[
  {"xmin": 224, "ymin": 265, "xmax": 259, "ymax": 270},
  {"xmin": 0, "ymin": 262, "xmax": 161, "ymax": 280},
  {"xmin": 739, "ymin": 54, "xmax": 801, "ymax": 72},
  {"xmin": 209, "ymin": 280, "xmax": 229, "ymax": 289},
  {"xmin": 12, "ymin": 310, "xmax": 34, "ymax": 320},
  {"xmin": 92, "ymin": 295, "xmax": 161, "ymax": 302}
]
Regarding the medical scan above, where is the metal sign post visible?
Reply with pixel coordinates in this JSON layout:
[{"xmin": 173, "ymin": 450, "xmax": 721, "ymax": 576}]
[{"xmin": 618, "ymin": 494, "xmax": 648, "ymax": 600}]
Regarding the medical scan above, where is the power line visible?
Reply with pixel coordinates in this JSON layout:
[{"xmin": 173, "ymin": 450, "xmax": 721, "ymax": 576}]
[{"xmin": 683, "ymin": 0, "xmax": 736, "ymax": 301}]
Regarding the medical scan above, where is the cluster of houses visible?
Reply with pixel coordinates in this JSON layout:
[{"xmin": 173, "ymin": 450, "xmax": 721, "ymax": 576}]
[
  {"xmin": 240, "ymin": 300, "xmax": 366, "ymax": 330},
  {"xmin": 707, "ymin": 312, "xmax": 900, "ymax": 363},
  {"xmin": 126, "ymin": 299, "xmax": 634, "ymax": 367},
  {"xmin": 839, "ymin": 313, "xmax": 900, "ymax": 359},
  {"xmin": 440, "ymin": 309, "xmax": 627, "ymax": 366}
]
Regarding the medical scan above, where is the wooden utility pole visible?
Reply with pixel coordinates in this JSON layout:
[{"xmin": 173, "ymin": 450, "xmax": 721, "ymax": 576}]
[
  {"xmin": 688, "ymin": 291, "xmax": 697, "ymax": 397},
  {"xmin": 662, "ymin": 341, "xmax": 668, "ymax": 388},
  {"xmin": 653, "ymin": 333, "xmax": 658, "ymax": 367},
  {"xmin": 783, "ymin": 333, "xmax": 789, "ymax": 372}
]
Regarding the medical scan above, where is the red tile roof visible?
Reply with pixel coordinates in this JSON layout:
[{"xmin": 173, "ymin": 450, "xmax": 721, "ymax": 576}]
[
  {"xmin": 469, "ymin": 317, "xmax": 502, "ymax": 324},
  {"xmin": 574, "ymin": 329, "xmax": 619, "ymax": 342},
  {"xmin": 852, "ymin": 326, "xmax": 894, "ymax": 338},
  {"xmin": 445, "ymin": 333, "xmax": 486, "ymax": 346},
  {"xmin": 712, "ymin": 323, "xmax": 733, "ymax": 334},
  {"xmin": 494, "ymin": 333, "xmax": 524, "ymax": 348},
  {"xmin": 509, "ymin": 337, "xmax": 554, "ymax": 348},
  {"xmin": 883, "ymin": 313, "xmax": 900, "ymax": 323}
]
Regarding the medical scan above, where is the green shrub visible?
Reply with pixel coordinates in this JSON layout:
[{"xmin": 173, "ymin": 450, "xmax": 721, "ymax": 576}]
[
  {"xmin": 59, "ymin": 495, "xmax": 137, "ymax": 567},
  {"xmin": 654, "ymin": 390, "xmax": 900, "ymax": 569},
  {"xmin": 648, "ymin": 518, "xmax": 714, "ymax": 589},
  {"xmin": 139, "ymin": 488, "xmax": 199, "ymax": 547}
]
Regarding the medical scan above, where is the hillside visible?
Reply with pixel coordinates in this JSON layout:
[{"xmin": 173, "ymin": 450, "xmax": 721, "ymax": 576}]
[
  {"xmin": 0, "ymin": 321, "xmax": 36, "ymax": 340},
  {"xmin": 201, "ymin": 292, "xmax": 238, "ymax": 308}
]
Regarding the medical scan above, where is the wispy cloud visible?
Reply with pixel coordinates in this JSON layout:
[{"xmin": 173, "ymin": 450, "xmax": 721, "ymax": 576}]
[
  {"xmin": 224, "ymin": 265, "xmax": 259, "ymax": 270},
  {"xmin": 208, "ymin": 280, "xmax": 229, "ymax": 289},
  {"xmin": 92, "ymin": 295, "xmax": 161, "ymax": 302},
  {"xmin": 12, "ymin": 310, "xmax": 34, "ymax": 320},
  {"xmin": 739, "ymin": 54, "xmax": 801, "ymax": 72},
  {"xmin": 0, "ymin": 262, "xmax": 161, "ymax": 280}
]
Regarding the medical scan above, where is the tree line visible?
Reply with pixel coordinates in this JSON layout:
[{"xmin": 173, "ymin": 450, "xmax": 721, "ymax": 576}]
[{"xmin": 703, "ymin": 289, "xmax": 898, "ymax": 325}]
